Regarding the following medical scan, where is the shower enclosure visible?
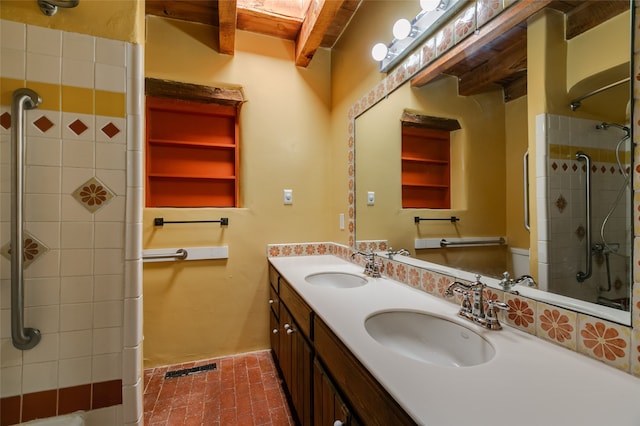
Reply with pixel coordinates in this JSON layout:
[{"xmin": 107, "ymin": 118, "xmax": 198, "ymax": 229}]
[{"xmin": 541, "ymin": 114, "xmax": 632, "ymax": 310}]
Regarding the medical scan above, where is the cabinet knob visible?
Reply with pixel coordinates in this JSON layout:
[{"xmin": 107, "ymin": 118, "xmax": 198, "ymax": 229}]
[
  {"xmin": 284, "ymin": 323, "xmax": 291, "ymax": 329},
  {"xmin": 269, "ymin": 299, "xmax": 274, "ymax": 305},
  {"xmin": 333, "ymin": 421, "xmax": 344, "ymax": 426},
  {"xmin": 286, "ymin": 328, "xmax": 295, "ymax": 335},
  {"xmin": 272, "ymin": 329, "xmax": 279, "ymax": 334}
]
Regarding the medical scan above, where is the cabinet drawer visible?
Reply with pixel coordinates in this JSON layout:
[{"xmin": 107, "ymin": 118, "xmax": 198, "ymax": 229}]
[
  {"xmin": 314, "ymin": 316, "xmax": 417, "ymax": 426},
  {"xmin": 280, "ymin": 278, "xmax": 313, "ymax": 340}
]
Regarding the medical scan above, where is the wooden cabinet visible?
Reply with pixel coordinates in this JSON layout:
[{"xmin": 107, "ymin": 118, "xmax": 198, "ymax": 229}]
[{"xmin": 268, "ymin": 262, "xmax": 416, "ymax": 426}]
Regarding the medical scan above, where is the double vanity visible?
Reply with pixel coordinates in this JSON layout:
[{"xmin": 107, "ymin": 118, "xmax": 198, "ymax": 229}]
[{"xmin": 268, "ymin": 254, "xmax": 640, "ymax": 425}]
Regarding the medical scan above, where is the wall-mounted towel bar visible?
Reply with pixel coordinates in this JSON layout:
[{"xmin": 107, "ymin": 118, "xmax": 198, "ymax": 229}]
[
  {"xmin": 415, "ymin": 237, "xmax": 506, "ymax": 249},
  {"xmin": 143, "ymin": 249, "xmax": 188, "ymax": 261},
  {"xmin": 154, "ymin": 217, "xmax": 229, "ymax": 226},
  {"xmin": 414, "ymin": 216, "xmax": 460, "ymax": 224}
]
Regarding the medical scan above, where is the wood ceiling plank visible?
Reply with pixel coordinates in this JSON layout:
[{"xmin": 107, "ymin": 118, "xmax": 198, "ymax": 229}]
[
  {"xmin": 295, "ymin": 0, "xmax": 346, "ymax": 67},
  {"xmin": 411, "ymin": 0, "xmax": 552, "ymax": 88},
  {"xmin": 237, "ymin": 6, "xmax": 302, "ymax": 40},
  {"xmin": 218, "ymin": 0, "xmax": 237, "ymax": 55},
  {"xmin": 146, "ymin": 0, "xmax": 219, "ymax": 26},
  {"xmin": 565, "ymin": 0, "xmax": 629, "ymax": 40}
]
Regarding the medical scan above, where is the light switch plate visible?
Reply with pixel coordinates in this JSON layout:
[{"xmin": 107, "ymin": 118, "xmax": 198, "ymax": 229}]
[
  {"xmin": 284, "ymin": 189, "xmax": 293, "ymax": 205},
  {"xmin": 367, "ymin": 191, "xmax": 375, "ymax": 206}
]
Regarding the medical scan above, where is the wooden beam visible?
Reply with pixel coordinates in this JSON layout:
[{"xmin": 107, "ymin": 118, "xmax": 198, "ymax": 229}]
[
  {"xmin": 295, "ymin": 0, "xmax": 345, "ymax": 67},
  {"xmin": 503, "ymin": 72, "xmax": 528, "ymax": 102},
  {"xmin": 566, "ymin": 0, "xmax": 629, "ymax": 40},
  {"xmin": 237, "ymin": 6, "xmax": 302, "ymax": 40},
  {"xmin": 457, "ymin": 32, "xmax": 526, "ymax": 96},
  {"xmin": 145, "ymin": 78, "xmax": 245, "ymax": 107},
  {"xmin": 401, "ymin": 110, "xmax": 461, "ymax": 132},
  {"xmin": 411, "ymin": 0, "xmax": 552, "ymax": 88},
  {"xmin": 218, "ymin": 0, "xmax": 237, "ymax": 55},
  {"xmin": 145, "ymin": 0, "xmax": 219, "ymax": 26}
]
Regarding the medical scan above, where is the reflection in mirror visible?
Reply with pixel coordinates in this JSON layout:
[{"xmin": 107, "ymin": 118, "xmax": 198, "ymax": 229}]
[{"xmin": 354, "ymin": 3, "xmax": 632, "ymax": 323}]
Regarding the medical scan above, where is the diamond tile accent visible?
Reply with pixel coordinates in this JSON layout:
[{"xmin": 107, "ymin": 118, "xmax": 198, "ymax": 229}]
[
  {"xmin": 69, "ymin": 119, "xmax": 89, "ymax": 136},
  {"xmin": 1, "ymin": 231, "xmax": 50, "ymax": 269},
  {"xmin": 555, "ymin": 194, "xmax": 567, "ymax": 212},
  {"xmin": 71, "ymin": 177, "xmax": 115, "ymax": 213},
  {"xmin": 33, "ymin": 115, "xmax": 54, "ymax": 133},
  {"xmin": 101, "ymin": 122, "xmax": 121, "ymax": 139},
  {"xmin": 1, "ymin": 112, "xmax": 11, "ymax": 129}
]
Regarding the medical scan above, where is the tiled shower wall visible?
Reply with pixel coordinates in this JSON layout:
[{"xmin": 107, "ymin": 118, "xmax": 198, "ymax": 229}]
[
  {"xmin": 0, "ymin": 20, "xmax": 143, "ymax": 425},
  {"xmin": 537, "ymin": 114, "xmax": 632, "ymax": 306}
]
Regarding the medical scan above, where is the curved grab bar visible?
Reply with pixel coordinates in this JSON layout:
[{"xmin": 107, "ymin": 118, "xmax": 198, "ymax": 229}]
[
  {"xmin": 523, "ymin": 150, "xmax": 530, "ymax": 232},
  {"xmin": 142, "ymin": 249, "xmax": 188, "ymax": 261},
  {"xmin": 11, "ymin": 88, "xmax": 42, "ymax": 350},
  {"xmin": 575, "ymin": 151, "xmax": 592, "ymax": 283}
]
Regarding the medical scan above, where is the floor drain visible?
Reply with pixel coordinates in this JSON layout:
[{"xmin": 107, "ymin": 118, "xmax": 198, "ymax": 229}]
[{"xmin": 164, "ymin": 363, "xmax": 217, "ymax": 379}]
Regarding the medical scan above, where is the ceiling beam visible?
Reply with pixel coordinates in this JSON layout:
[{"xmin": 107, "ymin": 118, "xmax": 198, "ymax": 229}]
[
  {"xmin": 565, "ymin": 0, "xmax": 629, "ymax": 40},
  {"xmin": 295, "ymin": 0, "xmax": 345, "ymax": 67},
  {"xmin": 218, "ymin": 0, "xmax": 237, "ymax": 55},
  {"xmin": 411, "ymin": 0, "xmax": 552, "ymax": 88}
]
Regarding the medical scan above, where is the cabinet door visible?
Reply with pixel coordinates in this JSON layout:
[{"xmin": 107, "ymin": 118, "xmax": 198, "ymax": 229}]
[
  {"xmin": 270, "ymin": 310, "xmax": 280, "ymax": 363},
  {"xmin": 291, "ymin": 330, "xmax": 313, "ymax": 425},
  {"xmin": 279, "ymin": 308, "xmax": 293, "ymax": 393},
  {"xmin": 314, "ymin": 359, "xmax": 356, "ymax": 426}
]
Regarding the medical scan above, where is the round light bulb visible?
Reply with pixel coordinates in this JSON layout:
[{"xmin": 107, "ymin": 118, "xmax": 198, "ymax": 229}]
[
  {"xmin": 392, "ymin": 18, "xmax": 412, "ymax": 40},
  {"xmin": 420, "ymin": 0, "xmax": 440, "ymax": 11},
  {"xmin": 371, "ymin": 43, "xmax": 388, "ymax": 61}
]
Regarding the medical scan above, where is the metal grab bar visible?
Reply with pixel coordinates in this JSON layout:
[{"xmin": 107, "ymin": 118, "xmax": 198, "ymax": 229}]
[
  {"xmin": 11, "ymin": 88, "xmax": 42, "ymax": 350},
  {"xmin": 576, "ymin": 151, "xmax": 592, "ymax": 282},
  {"xmin": 523, "ymin": 151, "xmax": 530, "ymax": 232},
  {"xmin": 440, "ymin": 237, "xmax": 505, "ymax": 247},
  {"xmin": 142, "ymin": 249, "xmax": 188, "ymax": 261}
]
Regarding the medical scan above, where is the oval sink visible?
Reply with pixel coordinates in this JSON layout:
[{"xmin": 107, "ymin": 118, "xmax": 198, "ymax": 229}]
[
  {"xmin": 305, "ymin": 272, "xmax": 368, "ymax": 289},
  {"xmin": 365, "ymin": 310, "xmax": 495, "ymax": 367}
]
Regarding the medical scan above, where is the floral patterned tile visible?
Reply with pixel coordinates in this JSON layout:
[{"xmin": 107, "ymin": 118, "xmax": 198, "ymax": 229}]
[
  {"xmin": 267, "ymin": 242, "xmax": 331, "ymax": 257},
  {"xmin": 535, "ymin": 302, "xmax": 577, "ymax": 350},
  {"xmin": 420, "ymin": 269, "xmax": 438, "ymax": 295},
  {"xmin": 420, "ymin": 37, "xmax": 437, "ymax": 68},
  {"xmin": 394, "ymin": 261, "xmax": 408, "ymax": 284},
  {"xmin": 477, "ymin": 0, "xmax": 503, "ymax": 29},
  {"xmin": 71, "ymin": 176, "xmax": 114, "ymax": 213},
  {"xmin": 632, "ymin": 329, "xmax": 640, "ymax": 377},
  {"xmin": 406, "ymin": 266, "xmax": 421, "ymax": 289},
  {"xmin": 632, "ymin": 283, "xmax": 640, "ymax": 330},
  {"xmin": 356, "ymin": 240, "xmax": 388, "ymax": 252},
  {"xmin": 435, "ymin": 23, "xmax": 454, "ymax": 57},
  {"xmin": 577, "ymin": 314, "xmax": 631, "ymax": 372},
  {"xmin": 453, "ymin": 5, "xmax": 476, "ymax": 44},
  {"xmin": 0, "ymin": 230, "xmax": 49, "ymax": 269},
  {"xmin": 503, "ymin": 293, "xmax": 536, "ymax": 334}
]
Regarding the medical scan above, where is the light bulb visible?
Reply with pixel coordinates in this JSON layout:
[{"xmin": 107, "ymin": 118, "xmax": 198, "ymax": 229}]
[
  {"xmin": 392, "ymin": 18, "xmax": 412, "ymax": 40},
  {"xmin": 371, "ymin": 43, "xmax": 388, "ymax": 61},
  {"xmin": 420, "ymin": 0, "xmax": 440, "ymax": 11}
]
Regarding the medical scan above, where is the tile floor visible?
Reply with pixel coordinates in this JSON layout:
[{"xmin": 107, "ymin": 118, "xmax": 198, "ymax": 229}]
[{"xmin": 143, "ymin": 350, "xmax": 294, "ymax": 426}]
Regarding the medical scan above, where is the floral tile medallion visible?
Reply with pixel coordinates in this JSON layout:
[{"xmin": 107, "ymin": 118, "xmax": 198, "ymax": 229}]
[
  {"xmin": 577, "ymin": 314, "xmax": 630, "ymax": 371},
  {"xmin": 1, "ymin": 231, "xmax": 50, "ymax": 268},
  {"xmin": 71, "ymin": 176, "xmax": 114, "ymax": 213},
  {"xmin": 535, "ymin": 302, "xmax": 577, "ymax": 350},
  {"xmin": 632, "ymin": 329, "xmax": 640, "ymax": 377},
  {"xmin": 503, "ymin": 293, "xmax": 536, "ymax": 334}
]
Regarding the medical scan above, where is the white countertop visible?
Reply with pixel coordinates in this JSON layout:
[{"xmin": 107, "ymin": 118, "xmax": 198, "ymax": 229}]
[{"xmin": 269, "ymin": 255, "xmax": 640, "ymax": 426}]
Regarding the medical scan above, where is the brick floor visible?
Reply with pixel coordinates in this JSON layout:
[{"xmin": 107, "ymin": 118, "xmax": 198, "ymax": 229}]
[{"xmin": 144, "ymin": 350, "xmax": 294, "ymax": 426}]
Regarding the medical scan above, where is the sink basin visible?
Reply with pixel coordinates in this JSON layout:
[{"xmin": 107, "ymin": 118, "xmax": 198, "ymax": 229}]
[
  {"xmin": 304, "ymin": 272, "xmax": 368, "ymax": 288},
  {"xmin": 364, "ymin": 310, "xmax": 495, "ymax": 367}
]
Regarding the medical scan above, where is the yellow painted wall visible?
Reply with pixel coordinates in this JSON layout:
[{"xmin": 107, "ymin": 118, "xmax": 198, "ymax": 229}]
[
  {"xmin": 0, "ymin": 0, "xmax": 143, "ymax": 44},
  {"xmin": 505, "ymin": 95, "xmax": 529, "ymax": 250},
  {"xmin": 144, "ymin": 16, "xmax": 333, "ymax": 367}
]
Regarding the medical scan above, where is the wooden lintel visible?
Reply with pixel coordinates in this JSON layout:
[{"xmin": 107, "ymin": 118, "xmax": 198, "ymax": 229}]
[
  {"xmin": 218, "ymin": 0, "xmax": 237, "ymax": 55},
  {"xmin": 295, "ymin": 0, "xmax": 345, "ymax": 67},
  {"xmin": 237, "ymin": 6, "xmax": 302, "ymax": 41},
  {"xmin": 411, "ymin": 0, "xmax": 552, "ymax": 88},
  {"xmin": 566, "ymin": 0, "xmax": 629, "ymax": 40},
  {"xmin": 401, "ymin": 110, "xmax": 461, "ymax": 132},
  {"xmin": 503, "ymin": 72, "xmax": 528, "ymax": 102},
  {"xmin": 457, "ymin": 35, "xmax": 527, "ymax": 96},
  {"xmin": 145, "ymin": 78, "xmax": 245, "ymax": 107}
]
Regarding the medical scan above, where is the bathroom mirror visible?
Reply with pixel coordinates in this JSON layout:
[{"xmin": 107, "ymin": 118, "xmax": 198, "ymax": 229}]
[{"xmin": 354, "ymin": 2, "xmax": 633, "ymax": 323}]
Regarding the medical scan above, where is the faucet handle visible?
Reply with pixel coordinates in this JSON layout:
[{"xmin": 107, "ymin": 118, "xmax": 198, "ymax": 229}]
[{"xmin": 485, "ymin": 299, "xmax": 510, "ymax": 330}]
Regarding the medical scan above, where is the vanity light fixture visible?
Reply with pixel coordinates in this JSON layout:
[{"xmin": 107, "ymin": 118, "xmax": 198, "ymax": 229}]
[{"xmin": 371, "ymin": 0, "xmax": 464, "ymax": 73}]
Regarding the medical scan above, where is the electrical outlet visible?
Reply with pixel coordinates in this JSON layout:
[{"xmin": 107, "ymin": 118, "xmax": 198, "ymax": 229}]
[{"xmin": 283, "ymin": 189, "xmax": 293, "ymax": 205}]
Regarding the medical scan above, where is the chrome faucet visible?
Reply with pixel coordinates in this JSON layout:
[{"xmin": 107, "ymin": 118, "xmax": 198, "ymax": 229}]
[
  {"xmin": 445, "ymin": 274, "xmax": 510, "ymax": 330},
  {"xmin": 386, "ymin": 248, "xmax": 410, "ymax": 259},
  {"xmin": 498, "ymin": 272, "xmax": 537, "ymax": 294},
  {"xmin": 351, "ymin": 250, "xmax": 383, "ymax": 278}
]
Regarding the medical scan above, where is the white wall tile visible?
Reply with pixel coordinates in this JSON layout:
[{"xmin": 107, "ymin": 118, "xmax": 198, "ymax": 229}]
[
  {"xmin": 93, "ymin": 327, "xmax": 122, "ymax": 354},
  {"xmin": 96, "ymin": 142, "xmax": 126, "ymax": 171},
  {"xmin": 94, "ymin": 300, "xmax": 123, "ymax": 328},
  {"xmin": 25, "ymin": 165, "xmax": 61, "ymax": 194},
  {"xmin": 24, "ymin": 304, "xmax": 59, "ymax": 334},
  {"xmin": 96, "ymin": 169, "xmax": 126, "ymax": 196},
  {"xmin": 22, "ymin": 360, "xmax": 58, "ymax": 393},
  {"xmin": 62, "ymin": 113, "xmax": 95, "ymax": 142},
  {"xmin": 26, "ymin": 109, "xmax": 61, "ymax": 140},
  {"xmin": 61, "ymin": 222, "xmax": 94, "ymax": 249},
  {"xmin": 0, "ymin": 279, "xmax": 9, "ymax": 309},
  {"xmin": 61, "ymin": 275, "xmax": 94, "ymax": 303},
  {"xmin": 1, "ymin": 48, "xmax": 26, "ymax": 79},
  {"xmin": 95, "ymin": 196, "xmax": 125, "ymax": 222},
  {"xmin": 96, "ymin": 116, "xmax": 125, "ymax": 144},
  {"xmin": 62, "ymin": 32, "xmax": 95, "ymax": 61},
  {"xmin": 27, "ymin": 53, "xmax": 61, "ymax": 84},
  {"xmin": 27, "ymin": 221, "xmax": 61, "ymax": 249},
  {"xmin": 94, "ymin": 274, "xmax": 124, "ymax": 301},
  {"xmin": 1, "ymin": 20, "xmax": 26, "ymax": 50},
  {"xmin": 25, "ymin": 277, "xmax": 61, "ymax": 307},
  {"xmin": 122, "ymin": 380, "xmax": 142, "ymax": 423},
  {"xmin": 1, "ymin": 338, "xmax": 23, "ymax": 368},
  {"xmin": 23, "ymin": 332, "xmax": 59, "ymax": 364},
  {"xmin": 123, "ymin": 297, "xmax": 141, "ymax": 347},
  {"xmin": 122, "ymin": 346, "xmax": 140, "ymax": 386},
  {"xmin": 0, "ymin": 308, "xmax": 10, "ymax": 338},
  {"xmin": 92, "ymin": 353, "xmax": 121, "ymax": 382},
  {"xmin": 62, "ymin": 195, "xmax": 93, "ymax": 221},
  {"xmin": 61, "ymin": 248, "xmax": 94, "ymax": 276},
  {"xmin": 59, "ymin": 329, "xmax": 92, "ymax": 359},
  {"xmin": 62, "ymin": 57, "xmax": 94, "ymax": 88},
  {"xmin": 96, "ymin": 38, "xmax": 126, "ymax": 66},
  {"xmin": 25, "ymin": 194, "xmax": 61, "ymax": 222},
  {"xmin": 85, "ymin": 405, "xmax": 121, "ymax": 426},
  {"xmin": 60, "ymin": 302, "xmax": 93, "ymax": 331},
  {"xmin": 95, "ymin": 222, "xmax": 124, "ymax": 249},
  {"xmin": 27, "ymin": 25, "xmax": 61, "ymax": 56},
  {"xmin": 25, "ymin": 137, "xmax": 61, "ymax": 169},
  {"xmin": 94, "ymin": 249, "xmax": 124, "ymax": 276},
  {"xmin": 23, "ymin": 250, "xmax": 60, "ymax": 279},
  {"xmin": 0, "ymin": 365, "xmax": 22, "ymax": 397},
  {"xmin": 95, "ymin": 63, "xmax": 125, "ymax": 93},
  {"xmin": 58, "ymin": 356, "xmax": 92, "ymax": 388}
]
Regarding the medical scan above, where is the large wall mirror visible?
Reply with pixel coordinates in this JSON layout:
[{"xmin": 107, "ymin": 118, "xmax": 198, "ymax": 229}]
[{"xmin": 354, "ymin": 1, "xmax": 633, "ymax": 324}]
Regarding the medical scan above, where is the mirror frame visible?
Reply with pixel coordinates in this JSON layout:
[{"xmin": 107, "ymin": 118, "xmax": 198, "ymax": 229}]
[{"xmin": 345, "ymin": 1, "xmax": 637, "ymax": 330}]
